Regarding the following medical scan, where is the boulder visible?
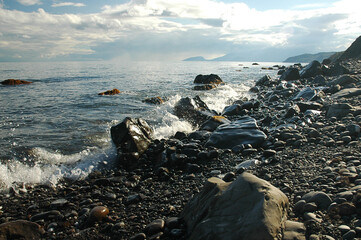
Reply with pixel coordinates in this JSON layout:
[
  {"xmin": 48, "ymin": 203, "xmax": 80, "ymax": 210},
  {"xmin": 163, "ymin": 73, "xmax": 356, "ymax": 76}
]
[
  {"xmin": 111, "ymin": 117, "xmax": 153, "ymax": 158},
  {"xmin": 328, "ymin": 75, "xmax": 358, "ymax": 87},
  {"xmin": 222, "ymin": 104, "xmax": 242, "ymax": 116},
  {"xmin": 332, "ymin": 88, "xmax": 361, "ymax": 99},
  {"xmin": 326, "ymin": 103, "xmax": 355, "ymax": 118},
  {"xmin": 280, "ymin": 68, "xmax": 300, "ymax": 81},
  {"xmin": 300, "ymin": 60, "xmax": 322, "ymax": 79},
  {"xmin": 194, "ymin": 74, "xmax": 223, "ymax": 85},
  {"xmin": 142, "ymin": 96, "xmax": 165, "ymax": 104},
  {"xmin": 1, "ymin": 79, "xmax": 32, "ymax": 85},
  {"xmin": 255, "ymin": 75, "xmax": 273, "ymax": 87},
  {"xmin": 0, "ymin": 220, "xmax": 45, "ymax": 239},
  {"xmin": 174, "ymin": 96, "xmax": 215, "ymax": 126},
  {"xmin": 205, "ymin": 116, "xmax": 267, "ymax": 149},
  {"xmin": 181, "ymin": 173, "xmax": 289, "ymax": 240},
  {"xmin": 200, "ymin": 116, "xmax": 231, "ymax": 132},
  {"xmin": 193, "ymin": 84, "xmax": 216, "ymax": 91},
  {"xmin": 98, "ymin": 88, "xmax": 121, "ymax": 96}
]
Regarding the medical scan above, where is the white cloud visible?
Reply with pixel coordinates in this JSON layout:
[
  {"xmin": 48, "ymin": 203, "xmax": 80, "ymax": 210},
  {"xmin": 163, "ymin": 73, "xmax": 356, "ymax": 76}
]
[
  {"xmin": 52, "ymin": 2, "xmax": 85, "ymax": 8},
  {"xmin": 0, "ymin": 0, "xmax": 360, "ymax": 61},
  {"xmin": 16, "ymin": 0, "xmax": 41, "ymax": 6}
]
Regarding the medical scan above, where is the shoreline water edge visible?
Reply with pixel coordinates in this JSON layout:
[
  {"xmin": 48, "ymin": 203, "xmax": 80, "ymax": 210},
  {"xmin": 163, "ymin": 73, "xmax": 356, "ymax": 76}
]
[{"xmin": 1, "ymin": 40, "xmax": 361, "ymax": 239}]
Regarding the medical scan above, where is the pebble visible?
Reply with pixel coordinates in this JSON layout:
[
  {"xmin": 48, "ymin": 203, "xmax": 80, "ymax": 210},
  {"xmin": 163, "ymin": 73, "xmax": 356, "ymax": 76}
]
[
  {"xmin": 145, "ymin": 219, "xmax": 165, "ymax": 235},
  {"xmin": 88, "ymin": 206, "xmax": 109, "ymax": 222}
]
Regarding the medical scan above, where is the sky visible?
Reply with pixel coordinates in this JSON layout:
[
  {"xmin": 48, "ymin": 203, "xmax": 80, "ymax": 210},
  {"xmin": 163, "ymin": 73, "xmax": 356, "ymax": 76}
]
[{"xmin": 0, "ymin": 0, "xmax": 360, "ymax": 62}]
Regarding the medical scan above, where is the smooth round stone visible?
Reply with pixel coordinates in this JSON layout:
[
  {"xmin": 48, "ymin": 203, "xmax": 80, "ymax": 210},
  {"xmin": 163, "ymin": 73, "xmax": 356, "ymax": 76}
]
[
  {"xmin": 304, "ymin": 202, "xmax": 318, "ymax": 212},
  {"xmin": 304, "ymin": 212, "xmax": 322, "ymax": 223},
  {"xmin": 89, "ymin": 206, "xmax": 109, "ymax": 222},
  {"xmin": 130, "ymin": 233, "xmax": 146, "ymax": 240},
  {"xmin": 338, "ymin": 225, "xmax": 351, "ymax": 234},
  {"xmin": 145, "ymin": 219, "xmax": 165, "ymax": 235},
  {"xmin": 301, "ymin": 191, "xmax": 332, "ymax": 209},
  {"xmin": 342, "ymin": 230, "xmax": 356, "ymax": 240},
  {"xmin": 294, "ymin": 199, "xmax": 306, "ymax": 214}
]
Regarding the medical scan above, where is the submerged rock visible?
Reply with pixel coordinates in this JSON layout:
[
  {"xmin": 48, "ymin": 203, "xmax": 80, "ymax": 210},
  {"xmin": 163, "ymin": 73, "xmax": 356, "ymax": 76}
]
[
  {"xmin": 193, "ymin": 84, "xmax": 216, "ymax": 91},
  {"xmin": 205, "ymin": 116, "xmax": 267, "ymax": 149},
  {"xmin": 111, "ymin": 117, "xmax": 153, "ymax": 165},
  {"xmin": 1, "ymin": 79, "xmax": 32, "ymax": 85},
  {"xmin": 98, "ymin": 88, "xmax": 121, "ymax": 95},
  {"xmin": 174, "ymin": 96, "xmax": 215, "ymax": 126},
  {"xmin": 181, "ymin": 173, "xmax": 289, "ymax": 240},
  {"xmin": 142, "ymin": 96, "xmax": 165, "ymax": 104}
]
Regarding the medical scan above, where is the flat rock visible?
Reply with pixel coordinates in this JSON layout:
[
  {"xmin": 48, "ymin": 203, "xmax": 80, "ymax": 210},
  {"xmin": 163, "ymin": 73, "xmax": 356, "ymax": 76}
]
[
  {"xmin": 181, "ymin": 173, "xmax": 289, "ymax": 240},
  {"xmin": 205, "ymin": 116, "xmax": 267, "ymax": 149},
  {"xmin": 332, "ymin": 88, "xmax": 361, "ymax": 98}
]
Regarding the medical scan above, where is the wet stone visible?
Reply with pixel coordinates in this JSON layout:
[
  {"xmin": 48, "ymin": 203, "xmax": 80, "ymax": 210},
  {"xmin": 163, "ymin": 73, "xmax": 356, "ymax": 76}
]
[{"xmin": 145, "ymin": 219, "xmax": 165, "ymax": 235}]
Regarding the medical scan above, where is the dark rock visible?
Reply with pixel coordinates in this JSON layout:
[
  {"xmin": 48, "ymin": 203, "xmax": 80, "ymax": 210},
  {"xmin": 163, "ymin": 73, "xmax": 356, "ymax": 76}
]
[
  {"xmin": 181, "ymin": 173, "xmax": 289, "ymax": 240},
  {"xmin": 301, "ymin": 191, "xmax": 332, "ymax": 210},
  {"xmin": 0, "ymin": 220, "xmax": 45, "ymax": 240},
  {"xmin": 255, "ymin": 75, "xmax": 273, "ymax": 86},
  {"xmin": 130, "ymin": 233, "xmax": 146, "ymax": 240},
  {"xmin": 30, "ymin": 210, "xmax": 63, "ymax": 222},
  {"xmin": 174, "ymin": 96, "xmax": 215, "ymax": 126},
  {"xmin": 111, "ymin": 117, "xmax": 153, "ymax": 159},
  {"xmin": 145, "ymin": 219, "xmax": 165, "ymax": 236},
  {"xmin": 200, "ymin": 116, "xmax": 231, "ymax": 132},
  {"xmin": 326, "ymin": 103, "xmax": 355, "ymax": 118},
  {"xmin": 88, "ymin": 206, "xmax": 109, "ymax": 222},
  {"xmin": 328, "ymin": 75, "xmax": 358, "ymax": 87},
  {"xmin": 1, "ymin": 79, "xmax": 32, "ymax": 85},
  {"xmin": 292, "ymin": 87, "xmax": 318, "ymax": 101},
  {"xmin": 300, "ymin": 60, "xmax": 322, "ymax": 79},
  {"xmin": 194, "ymin": 74, "xmax": 223, "ymax": 84},
  {"xmin": 98, "ymin": 88, "xmax": 121, "ymax": 95},
  {"xmin": 332, "ymin": 88, "xmax": 361, "ymax": 98},
  {"xmin": 205, "ymin": 116, "xmax": 267, "ymax": 149},
  {"xmin": 142, "ymin": 97, "xmax": 165, "ymax": 104},
  {"xmin": 297, "ymin": 102, "xmax": 323, "ymax": 112},
  {"xmin": 222, "ymin": 104, "xmax": 242, "ymax": 116},
  {"xmin": 285, "ymin": 105, "xmax": 301, "ymax": 118},
  {"xmin": 280, "ymin": 67, "xmax": 300, "ymax": 81},
  {"xmin": 193, "ymin": 84, "xmax": 216, "ymax": 91}
]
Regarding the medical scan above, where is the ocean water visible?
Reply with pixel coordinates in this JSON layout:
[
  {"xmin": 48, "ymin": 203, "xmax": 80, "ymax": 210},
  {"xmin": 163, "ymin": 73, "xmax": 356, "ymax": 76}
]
[{"xmin": 0, "ymin": 60, "xmax": 280, "ymax": 189}]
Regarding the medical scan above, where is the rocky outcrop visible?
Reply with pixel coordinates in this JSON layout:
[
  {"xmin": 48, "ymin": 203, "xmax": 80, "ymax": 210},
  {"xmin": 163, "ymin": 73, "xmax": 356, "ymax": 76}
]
[
  {"xmin": 111, "ymin": 118, "xmax": 153, "ymax": 166},
  {"xmin": 1, "ymin": 79, "xmax": 32, "ymax": 85},
  {"xmin": 194, "ymin": 74, "xmax": 223, "ymax": 84},
  {"xmin": 337, "ymin": 35, "xmax": 361, "ymax": 61},
  {"xmin": 174, "ymin": 96, "xmax": 215, "ymax": 127},
  {"xmin": 98, "ymin": 88, "xmax": 121, "ymax": 96},
  {"xmin": 0, "ymin": 220, "xmax": 45, "ymax": 239},
  {"xmin": 181, "ymin": 173, "xmax": 289, "ymax": 240},
  {"xmin": 205, "ymin": 116, "xmax": 267, "ymax": 149}
]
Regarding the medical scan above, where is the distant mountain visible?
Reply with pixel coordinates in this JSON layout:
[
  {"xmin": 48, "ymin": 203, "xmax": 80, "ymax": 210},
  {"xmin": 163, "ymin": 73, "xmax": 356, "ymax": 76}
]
[
  {"xmin": 183, "ymin": 56, "xmax": 207, "ymax": 61},
  {"xmin": 284, "ymin": 52, "xmax": 337, "ymax": 63}
]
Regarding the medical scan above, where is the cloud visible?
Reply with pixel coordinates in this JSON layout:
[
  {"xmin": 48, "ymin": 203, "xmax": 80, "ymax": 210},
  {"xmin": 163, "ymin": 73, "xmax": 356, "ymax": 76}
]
[
  {"xmin": 52, "ymin": 2, "xmax": 86, "ymax": 8},
  {"xmin": 0, "ymin": 0, "xmax": 360, "ymax": 61},
  {"xmin": 16, "ymin": 0, "xmax": 41, "ymax": 6}
]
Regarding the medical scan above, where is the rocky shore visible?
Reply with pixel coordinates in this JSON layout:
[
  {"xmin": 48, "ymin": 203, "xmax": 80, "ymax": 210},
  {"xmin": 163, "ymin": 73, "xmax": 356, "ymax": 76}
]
[{"xmin": 1, "ymin": 37, "xmax": 361, "ymax": 240}]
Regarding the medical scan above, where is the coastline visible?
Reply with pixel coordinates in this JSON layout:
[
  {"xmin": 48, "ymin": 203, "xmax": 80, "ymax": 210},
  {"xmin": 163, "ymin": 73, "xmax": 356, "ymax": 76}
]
[{"xmin": 1, "ymin": 58, "xmax": 361, "ymax": 239}]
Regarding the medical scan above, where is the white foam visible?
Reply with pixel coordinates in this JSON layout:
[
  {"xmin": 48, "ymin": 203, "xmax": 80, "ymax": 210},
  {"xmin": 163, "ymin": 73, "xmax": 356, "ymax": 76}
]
[{"xmin": 0, "ymin": 145, "xmax": 117, "ymax": 191}]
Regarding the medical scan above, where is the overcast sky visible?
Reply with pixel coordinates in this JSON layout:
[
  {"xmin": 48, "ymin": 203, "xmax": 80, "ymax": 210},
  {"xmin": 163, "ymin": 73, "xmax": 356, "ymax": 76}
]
[{"xmin": 0, "ymin": 0, "xmax": 360, "ymax": 61}]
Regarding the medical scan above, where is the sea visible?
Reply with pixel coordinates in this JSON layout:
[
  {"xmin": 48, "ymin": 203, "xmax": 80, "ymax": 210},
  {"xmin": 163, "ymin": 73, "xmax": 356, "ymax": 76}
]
[{"xmin": 0, "ymin": 60, "xmax": 282, "ymax": 190}]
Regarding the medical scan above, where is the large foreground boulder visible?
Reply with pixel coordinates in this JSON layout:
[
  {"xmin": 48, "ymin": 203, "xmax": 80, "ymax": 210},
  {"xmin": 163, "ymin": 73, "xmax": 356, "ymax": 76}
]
[
  {"xmin": 181, "ymin": 173, "xmax": 289, "ymax": 240},
  {"xmin": 205, "ymin": 116, "xmax": 267, "ymax": 149},
  {"xmin": 1, "ymin": 79, "xmax": 32, "ymax": 85},
  {"xmin": 111, "ymin": 118, "xmax": 153, "ymax": 164},
  {"xmin": 280, "ymin": 68, "xmax": 300, "ymax": 81},
  {"xmin": 300, "ymin": 60, "xmax": 322, "ymax": 78},
  {"xmin": 174, "ymin": 96, "xmax": 215, "ymax": 126},
  {"xmin": 0, "ymin": 220, "xmax": 45, "ymax": 239}
]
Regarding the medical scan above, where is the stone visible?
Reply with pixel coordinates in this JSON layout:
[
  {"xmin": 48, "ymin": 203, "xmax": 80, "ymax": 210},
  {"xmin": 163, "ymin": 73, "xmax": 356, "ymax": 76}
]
[
  {"xmin": 297, "ymin": 102, "xmax": 323, "ymax": 112},
  {"xmin": 200, "ymin": 116, "xmax": 231, "ymax": 132},
  {"xmin": 193, "ymin": 84, "xmax": 216, "ymax": 91},
  {"xmin": 145, "ymin": 219, "xmax": 165, "ymax": 235},
  {"xmin": 88, "ymin": 206, "xmax": 109, "ymax": 222},
  {"xmin": 332, "ymin": 88, "xmax": 361, "ymax": 98},
  {"xmin": 30, "ymin": 210, "xmax": 63, "ymax": 222},
  {"xmin": 326, "ymin": 103, "xmax": 354, "ymax": 118},
  {"xmin": 300, "ymin": 60, "xmax": 322, "ymax": 79},
  {"xmin": 98, "ymin": 88, "xmax": 121, "ymax": 95},
  {"xmin": 222, "ymin": 104, "xmax": 242, "ymax": 116},
  {"xmin": 0, "ymin": 220, "xmax": 45, "ymax": 240},
  {"xmin": 50, "ymin": 198, "xmax": 68, "ymax": 209},
  {"xmin": 301, "ymin": 191, "xmax": 332, "ymax": 210},
  {"xmin": 283, "ymin": 221, "xmax": 306, "ymax": 240},
  {"xmin": 142, "ymin": 96, "xmax": 165, "ymax": 104},
  {"xmin": 130, "ymin": 233, "xmax": 146, "ymax": 240},
  {"xmin": 328, "ymin": 75, "xmax": 358, "ymax": 87},
  {"xmin": 194, "ymin": 74, "xmax": 223, "ymax": 85},
  {"xmin": 292, "ymin": 87, "xmax": 318, "ymax": 101},
  {"xmin": 111, "ymin": 117, "xmax": 153, "ymax": 158},
  {"xmin": 285, "ymin": 105, "xmax": 301, "ymax": 118},
  {"xmin": 181, "ymin": 173, "xmax": 289, "ymax": 240},
  {"xmin": 342, "ymin": 230, "xmax": 356, "ymax": 240},
  {"xmin": 205, "ymin": 116, "xmax": 267, "ymax": 149},
  {"xmin": 280, "ymin": 67, "xmax": 300, "ymax": 81},
  {"xmin": 256, "ymin": 74, "xmax": 273, "ymax": 86},
  {"xmin": 174, "ymin": 96, "xmax": 215, "ymax": 126},
  {"xmin": 1, "ymin": 79, "xmax": 32, "ymax": 85}
]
